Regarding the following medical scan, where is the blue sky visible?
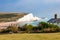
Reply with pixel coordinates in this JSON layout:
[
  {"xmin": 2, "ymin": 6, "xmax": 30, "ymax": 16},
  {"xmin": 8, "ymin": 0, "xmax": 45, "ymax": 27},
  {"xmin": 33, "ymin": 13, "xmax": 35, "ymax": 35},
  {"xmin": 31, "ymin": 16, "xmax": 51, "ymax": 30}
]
[{"xmin": 0, "ymin": 0, "xmax": 60, "ymax": 19}]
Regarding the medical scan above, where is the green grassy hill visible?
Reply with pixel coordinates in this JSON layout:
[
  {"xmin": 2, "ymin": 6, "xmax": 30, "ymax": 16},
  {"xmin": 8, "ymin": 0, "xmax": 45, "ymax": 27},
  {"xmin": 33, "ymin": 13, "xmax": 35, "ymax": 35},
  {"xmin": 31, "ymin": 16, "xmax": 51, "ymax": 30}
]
[{"xmin": 0, "ymin": 12, "xmax": 27, "ymax": 22}]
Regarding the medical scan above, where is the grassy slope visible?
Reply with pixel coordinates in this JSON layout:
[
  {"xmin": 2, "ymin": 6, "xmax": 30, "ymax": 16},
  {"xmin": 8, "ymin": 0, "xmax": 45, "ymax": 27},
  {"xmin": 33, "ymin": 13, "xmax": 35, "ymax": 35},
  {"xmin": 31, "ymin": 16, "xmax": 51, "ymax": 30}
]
[
  {"xmin": 0, "ymin": 12, "xmax": 27, "ymax": 22},
  {"xmin": 0, "ymin": 33, "xmax": 60, "ymax": 40}
]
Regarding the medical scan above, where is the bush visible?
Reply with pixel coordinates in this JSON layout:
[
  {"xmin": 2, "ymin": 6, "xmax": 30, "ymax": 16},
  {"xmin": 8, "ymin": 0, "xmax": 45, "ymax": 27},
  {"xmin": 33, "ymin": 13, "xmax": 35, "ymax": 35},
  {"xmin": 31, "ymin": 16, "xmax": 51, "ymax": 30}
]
[
  {"xmin": 38, "ymin": 22, "xmax": 59, "ymax": 33},
  {"xmin": 38, "ymin": 22, "xmax": 49, "ymax": 29},
  {"xmin": 1, "ymin": 29, "xmax": 10, "ymax": 33},
  {"xmin": 7, "ymin": 26, "xmax": 18, "ymax": 33},
  {"xmin": 23, "ymin": 24, "xmax": 33, "ymax": 33}
]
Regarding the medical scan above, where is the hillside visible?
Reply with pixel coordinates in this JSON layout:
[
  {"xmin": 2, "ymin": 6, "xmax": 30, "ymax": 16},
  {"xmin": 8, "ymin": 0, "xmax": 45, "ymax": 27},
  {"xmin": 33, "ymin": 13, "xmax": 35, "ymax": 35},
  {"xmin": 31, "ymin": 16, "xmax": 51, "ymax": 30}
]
[{"xmin": 0, "ymin": 12, "xmax": 27, "ymax": 22}]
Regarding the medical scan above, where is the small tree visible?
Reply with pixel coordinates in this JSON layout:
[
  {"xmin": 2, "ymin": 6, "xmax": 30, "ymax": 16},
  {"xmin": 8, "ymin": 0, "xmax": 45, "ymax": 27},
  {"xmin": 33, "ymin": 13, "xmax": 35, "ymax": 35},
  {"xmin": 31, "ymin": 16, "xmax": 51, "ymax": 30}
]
[
  {"xmin": 38, "ymin": 22, "xmax": 49, "ymax": 29},
  {"xmin": 23, "ymin": 24, "xmax": 33, "ymax": 33}
]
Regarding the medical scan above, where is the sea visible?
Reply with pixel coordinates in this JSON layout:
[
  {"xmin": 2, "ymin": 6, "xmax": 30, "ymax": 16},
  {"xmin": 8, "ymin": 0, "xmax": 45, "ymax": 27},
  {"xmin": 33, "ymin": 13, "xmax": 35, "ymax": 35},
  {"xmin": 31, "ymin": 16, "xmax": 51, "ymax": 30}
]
[{"xmin": 18, "ymin": 20, "xmax": 47, "ymax": 27}]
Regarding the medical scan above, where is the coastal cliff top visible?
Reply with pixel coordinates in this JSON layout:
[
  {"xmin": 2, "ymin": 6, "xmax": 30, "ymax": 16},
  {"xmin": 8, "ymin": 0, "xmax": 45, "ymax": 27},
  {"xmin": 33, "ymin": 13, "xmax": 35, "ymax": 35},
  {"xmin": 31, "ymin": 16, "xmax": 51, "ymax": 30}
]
[{"xmin": 0, "ymin": 12, "xmax": 27, "ymax": 22}]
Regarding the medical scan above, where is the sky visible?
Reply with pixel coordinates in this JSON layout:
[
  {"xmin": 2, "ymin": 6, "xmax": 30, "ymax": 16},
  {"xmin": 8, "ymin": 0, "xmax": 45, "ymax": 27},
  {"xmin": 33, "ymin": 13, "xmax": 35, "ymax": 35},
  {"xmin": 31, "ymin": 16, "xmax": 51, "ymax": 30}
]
[{"xmin": 0, "ymin": 0, "xmax": 60, "ymax": 20}]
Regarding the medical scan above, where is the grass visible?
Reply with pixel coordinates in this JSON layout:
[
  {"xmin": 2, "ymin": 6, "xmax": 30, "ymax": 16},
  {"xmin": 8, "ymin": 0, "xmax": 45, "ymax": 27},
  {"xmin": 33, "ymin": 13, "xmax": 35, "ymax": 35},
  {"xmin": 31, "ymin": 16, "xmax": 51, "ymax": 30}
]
[{"xmin": 0, "ymin": 33, "xmax": 60, "ymax": 40}]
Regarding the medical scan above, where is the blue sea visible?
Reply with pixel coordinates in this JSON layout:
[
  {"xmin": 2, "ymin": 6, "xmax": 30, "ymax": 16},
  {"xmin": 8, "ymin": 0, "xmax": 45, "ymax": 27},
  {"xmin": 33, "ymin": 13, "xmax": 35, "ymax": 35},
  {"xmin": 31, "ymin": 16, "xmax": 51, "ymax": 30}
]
[{"xmin": 18, "ymin": 20, "xmax": 47, "ymax": 27}]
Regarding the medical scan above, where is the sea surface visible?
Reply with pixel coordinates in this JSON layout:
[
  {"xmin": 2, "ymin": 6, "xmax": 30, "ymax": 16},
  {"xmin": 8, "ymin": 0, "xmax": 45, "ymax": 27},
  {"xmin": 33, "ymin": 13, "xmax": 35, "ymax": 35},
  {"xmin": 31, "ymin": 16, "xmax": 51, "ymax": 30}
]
[{"xmin": 18, "ymin": 20, "xmax": 47, "ymax": 27}]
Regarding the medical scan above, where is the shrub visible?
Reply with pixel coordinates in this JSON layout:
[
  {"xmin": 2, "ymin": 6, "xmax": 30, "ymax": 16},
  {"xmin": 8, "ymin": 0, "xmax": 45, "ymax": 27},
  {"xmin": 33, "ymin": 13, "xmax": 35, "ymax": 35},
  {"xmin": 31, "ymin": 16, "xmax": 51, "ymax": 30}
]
[
  {"xmin": 1, "ymin": 29, "xmax": 10, "ymax": 33},
  {"xmin": 38, "ymin": 22, "xmax": 49, "ymax": 29},
  {"xmin": 38, "ymin": 22, "xmax": 59, "ymax": 33},
  {"xmin": 23, "ymin": 24, "xmax": 33, "ymax": 33},
  {"xmin": 7, "ymin": 26, "xmax": 18, "ymax": 33}
]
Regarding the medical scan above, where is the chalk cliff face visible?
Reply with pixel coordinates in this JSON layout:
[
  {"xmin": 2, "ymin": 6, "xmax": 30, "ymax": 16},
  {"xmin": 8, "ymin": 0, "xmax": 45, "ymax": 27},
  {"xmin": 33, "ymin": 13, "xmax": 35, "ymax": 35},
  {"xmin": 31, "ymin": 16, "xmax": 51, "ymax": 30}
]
[
  {"xmin": 0, "ymin": 13, "xmax": 48, "ymax": 29},
  {"xmin": 17, "ymin": 13, "xmax": 48, "ymax": 27},
  {"xmin": 17, "ymin": 13, "xmax": 41, "ymax": 27},
  {"xmin": 0, "ymin": 13, "xmax": 40, "ymax": 29},
  {"xmin": 17, "ymin": 13, "xmax": 40, "ymax": 22}
]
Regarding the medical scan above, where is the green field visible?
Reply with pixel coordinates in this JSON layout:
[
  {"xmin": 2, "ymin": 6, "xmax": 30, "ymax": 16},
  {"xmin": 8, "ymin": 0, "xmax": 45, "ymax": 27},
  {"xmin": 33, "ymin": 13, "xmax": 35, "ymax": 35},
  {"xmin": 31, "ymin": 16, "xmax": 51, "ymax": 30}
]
[{"xmin": 0, "ymin": 33, "xmax": 60, "ymax": 40}]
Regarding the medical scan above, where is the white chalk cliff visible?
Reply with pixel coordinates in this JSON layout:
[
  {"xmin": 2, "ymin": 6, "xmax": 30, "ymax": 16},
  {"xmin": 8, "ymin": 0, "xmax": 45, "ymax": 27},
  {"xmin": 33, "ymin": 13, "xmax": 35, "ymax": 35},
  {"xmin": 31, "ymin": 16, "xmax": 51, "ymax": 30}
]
[{"xmin": 17, "ymin": 13, "xmax": 40, "ymax": 22}]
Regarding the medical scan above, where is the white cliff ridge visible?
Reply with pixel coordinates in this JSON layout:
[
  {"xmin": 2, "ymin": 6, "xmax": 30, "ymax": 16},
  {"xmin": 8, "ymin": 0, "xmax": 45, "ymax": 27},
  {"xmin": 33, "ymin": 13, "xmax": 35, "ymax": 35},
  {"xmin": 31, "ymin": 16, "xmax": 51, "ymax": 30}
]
[{"xmin": 17, "ymin": 13, "xmax": 40, "ymax": 22}]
